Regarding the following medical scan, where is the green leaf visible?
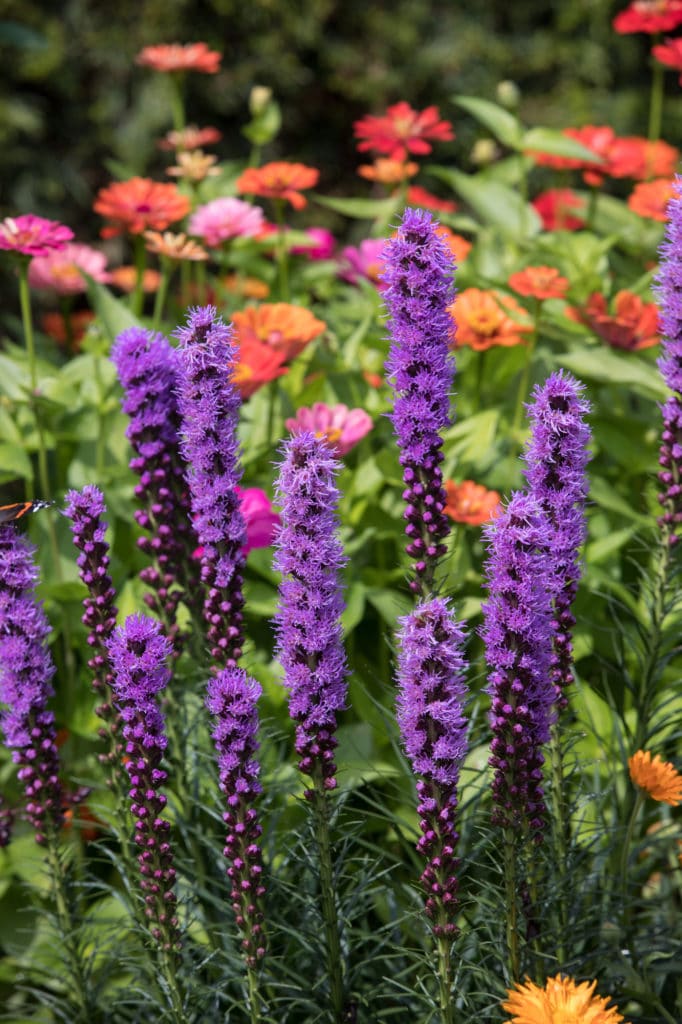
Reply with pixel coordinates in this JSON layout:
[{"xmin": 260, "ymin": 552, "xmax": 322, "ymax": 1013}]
[
  {"xmin": 311, "ymin": 194, "xmax": 402, "ymax": 222},
  {"xmin": 522, "ymin": 127, "xmax": 605, "ymax": 162},
  {"xmin": 426, "ymin": 166, "xmax": 541, "ymax": 238},
  {"xmin": 555, "ymin": 347, "xmax": 668, "ymax": 401},
  {"xmin": 589, "ymin": 477, "xmax": 650, "ymax": 525},
  {"xmin": 86, "ymin": 281, "xmax": 143, "ymax": 342},
  {"xmin": 451, "ymin": 95, "xmax": 523, "ymax": 149},
  {"xmin": 585, "ymin": 526, "xmax": 635, "ymax": 564},
  {"xmin": 0, "ymin": 441, "xmax": 32, "ymax": 483},
  {"xmin": 341, "ymin": 582, "xmax": 366, "ymax": 633}
]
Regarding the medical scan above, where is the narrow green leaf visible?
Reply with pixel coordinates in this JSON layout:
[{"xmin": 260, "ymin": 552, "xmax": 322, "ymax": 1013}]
[
  {"xmin": 556, "ymin": 347, "xmax": 668, "ymax": 400},
  {"xmin": 452, "ymin": 95, "xmax": 523, "ymax": 149},
  {"xmin": 86, "ymin": 281, "xmax": 143, "ymax": 343},
  {"xmin": 522, "ymin": 127, "xmax": 605, "ymax": 162},
  {"xmin": 311, "ymin": 194, "xmax": 403, "ymax": 222}
]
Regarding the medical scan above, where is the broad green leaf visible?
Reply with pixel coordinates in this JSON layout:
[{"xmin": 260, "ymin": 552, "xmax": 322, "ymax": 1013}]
[
  {"xmin": 585, "ymin": 526, "xmax": 635, "ymax": 564},
  {"xmin": 86, "ymin": 280, "xmax": 143, "ymax": 342},
  {"xmin": 522, "ymin": 127, "xmax": 605, "ymax": 162},
  {"xmin": 311, "ymin": 194, "xmax": 402, "ymax": 222},
  {"xmin": 452, "ymin": 95, "xmax": 523, "ymax": 149},
  {"xmin": 556, "ymin": 347, "xmax": 668, "ymax": 400},
  {"xmin": 589, "ymin": 476, "xmax": 650, "ymax": 525},
  {"xmin": 426, "ymin": 166, "xmax": 541, "ymax": 238},
  {"xmin": 0, "ymin": 441, "xmax": 32, "ymax": 482}
]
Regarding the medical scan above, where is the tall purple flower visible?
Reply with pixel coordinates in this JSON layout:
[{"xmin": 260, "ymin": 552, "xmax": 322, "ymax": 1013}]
[
  {"xmin": 382, "ymin": 207, "xmax": 456, "ymax": 595},
  {"xmin": 65, "ymin": 486, "xmax": 121, "ymax": 754},
  {"xmin": 396, "ymin": 597, "xmax": 468, "ymax": 935},
  {"xmin": 274, "ymin": 432, "xmax": 348, "ymax": 796},
  {"xmin": 0, "ymin": 525, "xmax": 63, "ymax": 844},
  {"xmin": 655, "ymin": 175, "xmax": 682, "ymax": 540},
  {"xmin": 481, "ymin": 493, "xmax": 555, "ymax": 838},
  {"xmin": 206, "ymin": 668, "xmax": 265, "ymax": 966},
  {"xmin": 175, "ymin": 306, "xmax": 246, "ymax": 667},
  {"xmin": 108, "ymin": 614, "xmax": 179, "ymax": 951},
  {"xmin": 523, "ymin": 372, "xmax": 591, "ymax": 709},
  {"xmin": 112, "ymin": 327, "xmax": 201, "ymax": 646}
]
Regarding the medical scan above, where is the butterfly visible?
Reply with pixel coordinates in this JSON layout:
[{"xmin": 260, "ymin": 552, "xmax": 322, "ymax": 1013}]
[{"xmin": 0, "ymin": 500, "xmax": 54, "ymax": 524}]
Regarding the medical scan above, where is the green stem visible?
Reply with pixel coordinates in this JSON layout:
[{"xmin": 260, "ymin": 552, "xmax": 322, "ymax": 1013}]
[
  {"xmin": 310, "ymin": 776, "xmax": 345, "ymax": 1023},
  {"xmin": 274, "ymin": 199, "xmax": 289, "ymax": 301},
  {"xmin": 152, "ymin": 258, "xmax": 172, "ymax": 332},
  {"xmin": 131, "ymin": 236, "xmax": 147, "ymax": 318},
  {"xmin": 548, "ymin": 720, "xmax": 568, "ymax": 966},
  {"xmin": 169, "ymin": 75, "xmax": 186, "ymax": 134},
  {"xmin": 503, "ymin": 827, "xmax": 520, "ymax": 983},
  {"xmin": 619, "ymin": 789, "xmax": 644, "ymax": 916},
  {"xmin": 436, "ymin": 935, "xmax": 455, "ymax": 1024},
  {"xmin": 44, "ymin": 831, "xmax": 94, "ymax": 1022},
  {"xmin": 159, "ymin": 947, "xmax": 188, "ymax": 1024},
  {"xmin": 648, "ymin": 57, "xmax": 664, "ymax": 144}
]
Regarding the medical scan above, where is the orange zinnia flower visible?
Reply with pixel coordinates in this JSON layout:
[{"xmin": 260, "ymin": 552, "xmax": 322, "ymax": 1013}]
[
  {"xmin": 143, "ymin": 231, "xmax": 208, "ymax": 261},
  {"xmin": 231, "ymin": 302, "xmax": 327, "ymax": 361},
  {"xmin": 353, "ymin": 101, "xmax": 454, "ymax": 161},
  {"xmin": 628, "ymin": 178, "xmax": 675, "ymax": 221},
  {"xmin": 444, "ymin": 480, "xmax": 501, "ymax": 525},
  {"xmin": 357, "ymin": 158, "xmax": 419, "ymax": 183},
  {"xmin": 41, "ymin": 310, "xmax": 95, "ymax": 350},
  {"xmin": 567, "ymin": 291, "xmax": 660, "ymax": 351},
  {"xmin": 223, "ymin": 274, "xmax": 270, "ymax": 300},
  {"xmin": 450, "ymin": 288, "xmax": 533, "ymax": 351},
  {"xmin": 527, "ymin": 125, "xmax": 613, "ymax": 172},
  {"xmin": 593, "ymin": 136, "xmax": 679, "ymax": 184},
  {"xmin": 502, "ymin": 974, "xmax": 628, "ymax": 1024},
  {"xmin": 235, "ymin": 162, "xmax": 319, "ymax": 211},
  {"xmin": 435, "ymin": 225, "xmax": 472, "ymax": 265},
  {"xmin": 136, "ymin": 42, "xmax": 222, "ymax": 74},
  {"xmin": 628, "ymin": 750, "xmax": 682, "ymax": 805},
  {"xmin": 406, "ymin": 185, "xmax": 458, "ymax": 213},
  {"xmin": 508, "ymin": 266, "xmax": 570, "ymax": 300},
  {"xmin": 230, "ymin": 336, "xmax": 287, "ymax": 399},
  {"xmin": 109, "ymin": 265, "xmax": 162, "ymax": 293},
  {"xmin": 94, "ymin": 177, "xmax": 191, "ymax": 238}
]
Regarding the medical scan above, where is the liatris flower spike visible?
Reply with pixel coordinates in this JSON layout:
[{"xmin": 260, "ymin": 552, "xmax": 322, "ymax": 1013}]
[
  {"xmin": 206, "ymin": 667, "xmax": 266, "ymax": 967},
  {"xmin": 112, "ymin": 327, "xmax": 201, "ymax": 645},
  {"xmin": 396, "ymin": 597, "xmax": 468, "ymax": 935},
  {"xmin": 382, "ymin": 207, "xmax": 456, "ymax": 595},
  {"xmin": 654, "ymin": 174, "xmax": 682, "ymax": 539},
  {"xmin": 0, "ymin": 525, "xmax": 63, "ymax": 844},
  {"xmin": 108, "ymin": 614, "xmax": 180, "ymax": 952},
  {"xmin": 274, "ymin": 432, "xmax": 349, "ymax": 796},
  {"xmin": 175, "ymin": 306, "xmax": 247, "ymax": 666},
  {"xmin": 523, "ymin": 371, "xmax": 591, "ymax": 708}
]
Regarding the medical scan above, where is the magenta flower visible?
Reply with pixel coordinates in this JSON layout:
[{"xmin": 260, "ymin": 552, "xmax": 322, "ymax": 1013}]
[
  {"xmin": 188, "ymin": 197, "xmax": 265, "ymax": 247},
  {"xmin": 291, "ymin": 227, "xmax": 336, "ymax": 260},
  {"xmin": 28, "ymin": 242, "xmax": 110, "ymax": 294},
  {"xmin": 285, "ymin": 402, "xmax": 373, "ymax": 456},
  {"xmin": 0, "ymin": 214, "xmax": 74, "ymax": 258},
  {"xmin": 238, "ymin": 487, "xmax": 280, "ymax": 554},
  {"xmin": 339, "ymin": 238, "xmax": 386, "ymax": 287}
]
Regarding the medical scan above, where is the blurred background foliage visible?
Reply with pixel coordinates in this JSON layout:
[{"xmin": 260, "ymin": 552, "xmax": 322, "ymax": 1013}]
[{"xmin": 2, "ymin": 0, "xmax": 680, "ymax": 243}]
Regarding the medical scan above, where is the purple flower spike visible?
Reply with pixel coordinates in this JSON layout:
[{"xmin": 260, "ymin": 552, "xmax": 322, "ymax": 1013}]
[
  {"xmin": 112, "ymin": 327, "xmax": 201, "ymax": 647},
  {"xmin": 382, "ymin": 207, "xmax": 456, "ymax": 595},
  {"xmin": 655, "ymin": 176, "xmax": 682, "ymax": 540},
  {"xmin": 108, "ymin": 614, "xmax": 179, "ymax": 952},
  {"xmin": 396, "ymin": 597, "xmax": 468, "ymax": 935},
  {"xmin": 65, "ymin": 486, "xmax": 122, "ymax": 753},
  {"xmin": 523, "ymin": 371, "xmax": 591, "ymax": 709},
  {"xmin": 175, "ymin": 306, "xmax": 246, "ymax": 667},
  {"xmin": 481, "ymin": 493, "xmax": 555, "ymax": 839},
  {"xmin": 0, "ymin": 525, "xmax": 63, "ymax": 844},
  {"xmin": 207, "ymin": 668, "xmax": 265, "ymax": 966},
  {"xmin": 274, "ymin": 432, "xmax": 349, "ymax": 796}
]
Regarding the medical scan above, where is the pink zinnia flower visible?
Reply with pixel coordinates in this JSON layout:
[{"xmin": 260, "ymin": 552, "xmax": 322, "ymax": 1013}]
[
  {"xmin": 238, "ymin": 487, "xmax": 281, "ymax": 554},
  {"xmin": 0, "ymin": 215, "xmax": 74, "ymax": 258},
  {"xmin": 28, "ymin": 243, "xmax": 110, "ymax": 295},
  {"xmin": 339, "ymin": 239, "xmax": 386, "ymax": 287},
  {"xmin": 285, "ymin": 402, "xmax": 373, "ymax": 456},
  {"xmin": 291, "ymin": 227, "xmax": 336, "ymax": 260},
  {"xmin": 188, "ymin": 197, "xmax": 265, "ymax": 247}
]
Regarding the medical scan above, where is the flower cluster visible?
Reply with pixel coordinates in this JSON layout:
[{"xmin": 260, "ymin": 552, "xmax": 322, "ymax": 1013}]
[
  {"xmin": 112, "ymin": 327, "xmax": 201, "ymax": 644},
  {"xmin": 108, "ymin": 614, "xmax": 179, "ymax": 951},
  {"xmin": 481, "ymin": 493, "xmax": 555, "ymax": 836},
  {"xmin": 175, "ymin": 306, "xmax": 246, "ymax": 665},
  {"xmin": 523, "ymin": 372, "xmax": 591, "ymax": 708},
  {"xmin": 274, "ymin": 433, "xmax": 348, "ymax": 795},
  {"xmin": 382, "ymin": 207, "xmax": 456, "ymax": 594},
  {"xmin": 206, "ymin": 668, "xmax": 265, "ymax": 965},
  {"xmin": 395, "ymin": 598, "xmax": 468, "ymax": 934},
  {"xmin": 0, "ymin": 526, "xmax": 63, "ymax": 844}
]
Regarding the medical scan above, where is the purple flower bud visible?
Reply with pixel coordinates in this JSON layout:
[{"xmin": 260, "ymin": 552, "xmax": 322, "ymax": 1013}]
[
  {"xmin": 481, "ymin": 493, "xmax": 555, "ymax": 837},
  {"xmin": 0, "ymin": 525, "xmax": 63, "ymax": 844},
  {"xmin": 382, "ymin": 207, "xmax": 456, "ymax": 595},
  {"xmin": 206, "ymin": 668, "xmax": 265, "ymax": 966},
  {"xmin": 274, "ymin": 433, "xmax": 348, "ymax": 796},
  {"xmin": 174, "ymin": 306, "xmax": 246, "ymax": 666}
]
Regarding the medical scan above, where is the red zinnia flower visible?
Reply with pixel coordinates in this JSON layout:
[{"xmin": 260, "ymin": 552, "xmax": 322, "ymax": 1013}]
[
  {"xmin": 94, "ymin": 178, "xmax": 191, "ymax": 238},
  {"xmin": 508, "ymin": 266, "xmax": 570, "ymax": 300},
  {"xmin": 528, "ymin": 125, "xmax": 613, "ymax": 172},
  {"xmin": 567, "ymin": 290, "xmax": 660, "ymax": 350},
  {"xmin": 406, "ymin": 185, "xmax": 458, "ymax": 213},
  {"xmin": 235, "ymin": 161, "xmax": 319, "ymax": 211},
  {"xmin": 613, "ymin": 1, "xmax": 682, "ymax": 34},
  {"xmin": 532, "ymin": 189, "xmax": 587, "ymax": 231},
  {"xmin": 591, "ymin": 136, "xmax": 679, "ymax": 185},
  {"xmin": 0, "ymin": 214, "xmax": 73, "ymax": 257},
  {"xmin": 230, "ymin": 336, "xmax": 287, "ymax": 399},
  {"xmin": 136, "ymin": 42, "xmax": 222, "ymax": 74},
  {"xmin": 653, "ymin": 36, "xmax": 682, "ymax": 80},
  {"xmin": 353, "ymin": 101, "xmax": 454, "ymax": 161},
  {"xmin": 628, "ymin": 178, "xmax": 675, "ymax": 220}
]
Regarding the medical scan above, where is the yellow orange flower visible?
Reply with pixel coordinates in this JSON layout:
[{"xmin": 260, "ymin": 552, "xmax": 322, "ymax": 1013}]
[
  {"xmin": 231, "ymin": 303, "xmax": 326, "ymax": 361},
  {"xmin": 143, "ymin": 231, "xmax": 208, "ymax": 261},
  {"xmin": 235, "ymin": 162, "xmax": 319, "ymax": 210},
  {"xmin": 94, "ymin": 178, "xmax": 191, "ymax": 238},
  {"xmin": 502, "ymin": 974, "xmax": 628, "ymax": 1024},
  {"xmin": 435, "ymin": 225, "xmax": 472, "ymax": 265},
  {"xmin": 357, "ymin": 158, "xmax": 419, "ymax": 183},
  {"xmin": 444, "ymin": 480, "xmax": 501, "ymax": 525},
  {"xmin": 223, "ymin": 274, "xmax": 270, "ymax": 300},
  {"xmin": 230, "ymin": 336, "xmax": 287, "ymax": 399},
  {"xmin": 450, "ymin": 288, "xmax": 533, "ymax": 351},
  {"xmin": 628, "ymin": 750, "xmax": 682, "ymax": 805},
  {"xmin": 628, "ymin": 178, "xmax": 675, "ymax": 221},
  {"xmin": 166, "ymin": 149, "xmax": 220, "ymax": 183},
  {"xmin": 508, "ymin": 266, "xmax": 570, "ymax": 300},
  {"xmin": 109, "ymin": 265, "xmax": 162, "ymax": 293},
  {"xmin": 136, "ymin": 42, "xmax": 222, "ymax": 74}
]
